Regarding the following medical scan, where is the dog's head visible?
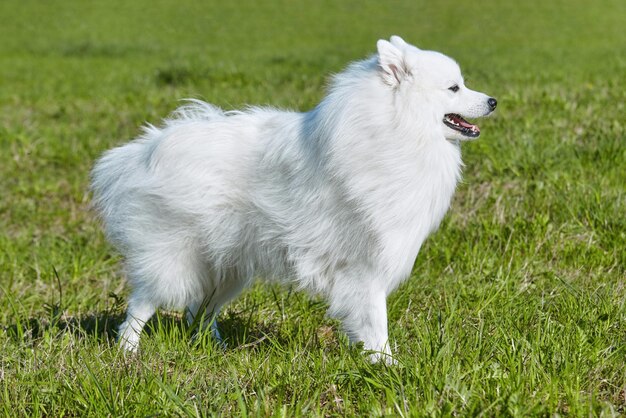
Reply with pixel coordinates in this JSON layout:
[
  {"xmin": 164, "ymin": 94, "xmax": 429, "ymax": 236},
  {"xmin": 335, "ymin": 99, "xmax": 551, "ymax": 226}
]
[{"xmin": 377, "ymin": 35, "xmax": 497, "ymax": 141}]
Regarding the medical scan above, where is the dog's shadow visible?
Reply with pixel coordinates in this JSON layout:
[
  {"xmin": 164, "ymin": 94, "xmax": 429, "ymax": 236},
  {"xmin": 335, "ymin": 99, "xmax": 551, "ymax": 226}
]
[{"xmin": 4, "ymin": 307, "xmax": 281, "ymax": 350}]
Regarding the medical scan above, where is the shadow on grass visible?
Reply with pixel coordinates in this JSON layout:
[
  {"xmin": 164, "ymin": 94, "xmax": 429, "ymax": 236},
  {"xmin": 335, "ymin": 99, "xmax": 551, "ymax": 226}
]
[
  {"xmin": 218, "ymin": 313, "xmax": 282, "ymax": 349},
  {"xmin": 3, "ymin": 307, "xmax": 282, "ymax": 351}
]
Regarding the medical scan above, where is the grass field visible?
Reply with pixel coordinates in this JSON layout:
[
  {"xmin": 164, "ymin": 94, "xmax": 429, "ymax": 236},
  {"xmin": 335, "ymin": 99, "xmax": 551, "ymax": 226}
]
[{"xmin": 1, "ymin": 0, "xmax": 625, "ymax": 416}]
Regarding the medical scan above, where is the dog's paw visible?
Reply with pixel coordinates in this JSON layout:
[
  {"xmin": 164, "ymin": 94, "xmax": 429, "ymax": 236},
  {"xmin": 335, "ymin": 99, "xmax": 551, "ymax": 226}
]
[
  {"xmin": 117, "ymin": 321, "xmax": 141, "ymax": 353},
  {"xmin": 367, "ymin": 351, "xmax": 397, "ymax": 366}
]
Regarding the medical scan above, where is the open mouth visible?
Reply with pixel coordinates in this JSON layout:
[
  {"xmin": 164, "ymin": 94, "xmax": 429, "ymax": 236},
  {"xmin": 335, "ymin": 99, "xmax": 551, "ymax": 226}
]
[{"xmin": 443, "ymin": 113, "xmax": 480, "ymax": 138}]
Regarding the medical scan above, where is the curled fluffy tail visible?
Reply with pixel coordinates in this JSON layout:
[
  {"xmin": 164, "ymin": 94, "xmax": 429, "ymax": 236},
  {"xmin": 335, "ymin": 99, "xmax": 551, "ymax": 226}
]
[
  {"xmin": 91, "ymin": 100, "xmax": 225, "ymax": 218},
  {"xmin": 90, "ymin": 138, "xmax": 150, "ymax": 242}
]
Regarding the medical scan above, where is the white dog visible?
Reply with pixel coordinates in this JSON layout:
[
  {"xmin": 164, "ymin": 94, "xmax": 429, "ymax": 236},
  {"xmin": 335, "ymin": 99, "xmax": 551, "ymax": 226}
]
[{"xmin": 91, "ymin": 36, "xmax": 496, "ymax": 362}]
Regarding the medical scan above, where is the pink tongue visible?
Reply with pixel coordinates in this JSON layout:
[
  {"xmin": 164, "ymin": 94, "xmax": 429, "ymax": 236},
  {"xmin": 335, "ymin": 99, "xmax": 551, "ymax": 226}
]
[{"xmin": 456, "ymin": 116, "xmax": 479, "ymax": 131}]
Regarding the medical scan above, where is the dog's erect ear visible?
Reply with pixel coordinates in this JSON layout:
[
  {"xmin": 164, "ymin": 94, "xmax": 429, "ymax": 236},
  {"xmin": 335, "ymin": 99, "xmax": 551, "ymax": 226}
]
[
  {"xmin": 389, "ymin": 35, "xmax": 410, "ymax": 49},
  {"xmin": 377, "ymin": 39, "xmax": 408, "ymax": 86}
]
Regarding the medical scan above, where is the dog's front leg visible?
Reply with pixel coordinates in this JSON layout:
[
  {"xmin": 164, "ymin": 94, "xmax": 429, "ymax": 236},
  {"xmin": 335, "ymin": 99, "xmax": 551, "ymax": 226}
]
[{"xmin": 328, "ymin": 282, "xmax": 394, "ymax": 364}]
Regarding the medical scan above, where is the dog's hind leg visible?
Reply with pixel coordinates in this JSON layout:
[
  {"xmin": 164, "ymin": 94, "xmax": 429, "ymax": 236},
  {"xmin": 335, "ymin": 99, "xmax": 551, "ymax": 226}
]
[
  {"xmin": 186, "ymin": 275, "xmax": 247, "ymax": 344},
  {"xmin": 186, "ymin": 299, "xmax": 223, "ymax": 343},
  {"xmin": 118, "ymin": 296, "xmax": 157, "ymax": 352},
  {"xmin": 118, "ymin": 240, "xmax": 207, "ymax": 352}
]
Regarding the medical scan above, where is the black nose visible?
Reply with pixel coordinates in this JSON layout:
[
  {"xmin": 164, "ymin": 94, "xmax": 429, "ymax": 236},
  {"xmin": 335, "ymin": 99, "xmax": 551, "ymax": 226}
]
[{"xmin": 487, "ymin": 97, "xmax": 497, "ymax": 111}]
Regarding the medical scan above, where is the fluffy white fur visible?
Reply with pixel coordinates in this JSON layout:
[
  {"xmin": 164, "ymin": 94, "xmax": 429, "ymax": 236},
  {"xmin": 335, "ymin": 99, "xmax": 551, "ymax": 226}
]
[{"xmin": 91, "ymin": 36, "xmax": 495, "ymax": 363}]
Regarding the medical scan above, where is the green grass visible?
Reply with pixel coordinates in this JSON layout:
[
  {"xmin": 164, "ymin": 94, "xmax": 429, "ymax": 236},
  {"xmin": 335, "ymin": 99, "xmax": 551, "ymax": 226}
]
[{"xmin": 1, "ymin": 0, "xmax": 625, "ymax": 415}]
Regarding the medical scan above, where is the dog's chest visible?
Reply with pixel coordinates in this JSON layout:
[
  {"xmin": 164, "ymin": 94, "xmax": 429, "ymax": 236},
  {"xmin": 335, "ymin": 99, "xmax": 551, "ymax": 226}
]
[{"xmin": 363, "ymin": 140, "xmax": 462, "ymax": 288}]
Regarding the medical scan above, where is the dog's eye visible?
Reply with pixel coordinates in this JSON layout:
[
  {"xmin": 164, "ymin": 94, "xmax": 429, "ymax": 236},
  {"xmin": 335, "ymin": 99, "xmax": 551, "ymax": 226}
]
[{"xmin": 448, "ymin": 85, "xmax": 460, "ymax": 93}]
